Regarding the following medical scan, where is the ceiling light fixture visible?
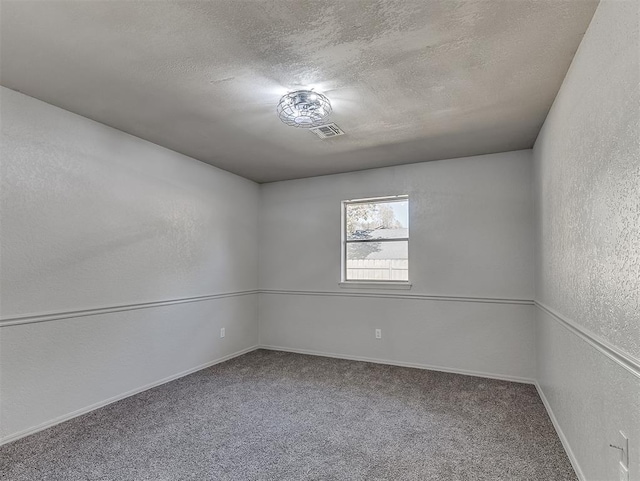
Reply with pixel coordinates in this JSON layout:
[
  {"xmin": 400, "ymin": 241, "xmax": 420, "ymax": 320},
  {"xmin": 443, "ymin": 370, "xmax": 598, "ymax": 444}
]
[{"xmin": 277, "ymin": 90, "xmax": 332, "ymax": 128}]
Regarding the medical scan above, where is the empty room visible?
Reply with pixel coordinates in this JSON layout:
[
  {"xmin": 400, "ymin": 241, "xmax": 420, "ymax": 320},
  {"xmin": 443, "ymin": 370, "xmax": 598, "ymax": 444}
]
[{"xmin": 0, "ymin": 0, "xmax": 638, "ymax": 480}]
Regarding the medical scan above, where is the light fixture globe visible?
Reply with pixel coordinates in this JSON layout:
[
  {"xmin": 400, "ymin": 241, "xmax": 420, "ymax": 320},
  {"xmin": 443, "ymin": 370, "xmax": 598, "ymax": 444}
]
[{"xmin": 277, "ymin": 90, "xmax": 332, "ymax": 128}]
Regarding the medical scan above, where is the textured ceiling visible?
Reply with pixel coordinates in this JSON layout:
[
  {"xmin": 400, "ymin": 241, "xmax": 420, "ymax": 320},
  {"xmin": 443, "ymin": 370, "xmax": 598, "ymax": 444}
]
[{"xmin": 0, "ymin": 0, "xmax": 598, "ymax": 183}]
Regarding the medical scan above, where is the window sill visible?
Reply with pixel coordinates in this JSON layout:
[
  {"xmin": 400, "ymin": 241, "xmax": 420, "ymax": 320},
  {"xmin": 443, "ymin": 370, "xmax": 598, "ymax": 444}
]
[{"xmin": 338, "ymin": 282, "xmax": 412, "ymax": 290}]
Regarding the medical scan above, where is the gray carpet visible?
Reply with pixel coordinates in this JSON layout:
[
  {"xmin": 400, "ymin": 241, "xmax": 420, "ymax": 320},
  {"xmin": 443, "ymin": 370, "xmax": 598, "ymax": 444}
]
[{"xmin": 1, "ymin": 349, "xmax": 575, "ymax": 480}]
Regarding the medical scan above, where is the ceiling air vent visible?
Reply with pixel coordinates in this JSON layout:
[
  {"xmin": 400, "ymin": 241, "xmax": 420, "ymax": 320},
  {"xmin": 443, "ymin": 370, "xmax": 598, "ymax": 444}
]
[{"xmin": 309, "ymin": 123, "xmax": 345, "ymax": 139}]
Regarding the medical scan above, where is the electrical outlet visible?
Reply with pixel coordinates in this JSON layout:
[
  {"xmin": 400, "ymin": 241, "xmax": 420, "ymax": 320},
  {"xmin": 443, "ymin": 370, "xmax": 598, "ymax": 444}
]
[
  {"xmin": 375, "ymin": 329, "xmax": 382, "ymax": 339},
  {"xmin": 220, "ymin": 327, "xmax": 225, "ymax": 338}
]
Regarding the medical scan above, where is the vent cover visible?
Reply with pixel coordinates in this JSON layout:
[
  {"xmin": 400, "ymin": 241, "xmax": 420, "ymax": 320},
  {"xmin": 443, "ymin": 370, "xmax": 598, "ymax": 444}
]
[{"xmin": 309, "ymin": 123, "xmax": 345, "ymax": 139}]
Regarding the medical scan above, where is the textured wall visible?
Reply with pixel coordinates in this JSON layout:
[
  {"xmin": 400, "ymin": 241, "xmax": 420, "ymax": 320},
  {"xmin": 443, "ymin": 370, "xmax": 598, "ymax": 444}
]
[
  {"xmin": 260, "ymin": 150, "xmax": 535, "ymax": 299},
  {"xmin": 259, "ymin": 151, "xmax": 536, "ymax": 381},
  {"xmin": 533, "ymin": 0, "xmax": 640, "ymax": 479},
  {"xmin": 536, "ymin": 308, "xmax": 640, "ymax": 481},
  {"xmin": 0, "ymin": 88, "xmax": 260, "ymax": 442},
  {"xmin": 1, "ymin": 89, "xmax": 259, "ymax": 318},
  {"xmin": 534, "ymin": 0, "xmax": 640, "ymax": 358}
]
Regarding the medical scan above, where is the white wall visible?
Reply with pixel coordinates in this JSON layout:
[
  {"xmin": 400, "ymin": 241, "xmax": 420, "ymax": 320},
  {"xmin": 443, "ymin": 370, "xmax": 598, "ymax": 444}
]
[
  {"xmin": 0, "ymin": 87, "xmax": 260, "ymax": 443},
  {"xmin": 4, "ymin": 4, "xmax": 637, "ymax": 473},
  {"xmin": 259, "ymin": 150, "xmax": 536, "ymax": 382},
  {"xmin": 533, "ymin": 0, "xmax": 640, "ymax": 479}
]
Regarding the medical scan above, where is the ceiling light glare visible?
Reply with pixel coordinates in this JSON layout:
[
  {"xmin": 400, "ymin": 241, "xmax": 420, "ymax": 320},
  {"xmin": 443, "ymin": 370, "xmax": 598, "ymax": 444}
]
[{"xmin": 277, "ymin": 90, "xmax": 332, "ymax": 128}]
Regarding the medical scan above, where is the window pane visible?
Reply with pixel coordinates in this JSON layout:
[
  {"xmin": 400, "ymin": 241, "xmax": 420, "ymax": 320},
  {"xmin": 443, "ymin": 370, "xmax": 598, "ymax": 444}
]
[
  {"xmin": 346, "ymin": 200, "xmax": 408, "ymax": 241},
  {"xmin": 346, "ymin": 240, "xmax": 408, "ymax": 281}
]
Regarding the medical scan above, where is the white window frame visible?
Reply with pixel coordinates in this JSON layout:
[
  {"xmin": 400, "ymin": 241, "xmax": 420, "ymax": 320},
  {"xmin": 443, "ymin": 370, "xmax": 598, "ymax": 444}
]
[{"xmin": 340, "ymin": 194, "xmax": 411, "ymax": 289}]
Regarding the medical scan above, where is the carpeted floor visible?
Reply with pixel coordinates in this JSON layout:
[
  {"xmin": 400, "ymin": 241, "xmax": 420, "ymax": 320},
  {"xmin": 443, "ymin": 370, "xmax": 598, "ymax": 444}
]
[{"xmin": 1, "ymin": 349, "xmax": 575, "ymax": 481}]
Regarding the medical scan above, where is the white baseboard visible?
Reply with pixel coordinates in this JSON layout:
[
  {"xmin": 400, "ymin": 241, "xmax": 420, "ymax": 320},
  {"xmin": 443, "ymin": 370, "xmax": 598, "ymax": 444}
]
[
  {"xmin": 2, "ymin": 343, "xmax": 581, "ymax": 481},
  {"xmin": 534, "ymin": 381, "xmax": 584, "ymax": 481},
  {"xmin": 259, "ymin": 344, "xmax": 536, "ymax": 384},
  {"xmin": 2, "ymin": 344, "xmax": 582, "ymax": 481},
  {"xmin": 0, "ymin": 345, "xmax": 259, "ymax": 447},
  {"xmin": 261, "ymin": 345, "xmax": 584, "ymax": 477}
]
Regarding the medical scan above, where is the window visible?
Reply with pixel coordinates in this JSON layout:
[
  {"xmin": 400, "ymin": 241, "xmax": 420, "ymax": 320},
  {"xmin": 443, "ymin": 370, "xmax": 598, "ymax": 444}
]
[{"xmin": 342, "ymin": 195, "xmax": 409, "ymax": 283}]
